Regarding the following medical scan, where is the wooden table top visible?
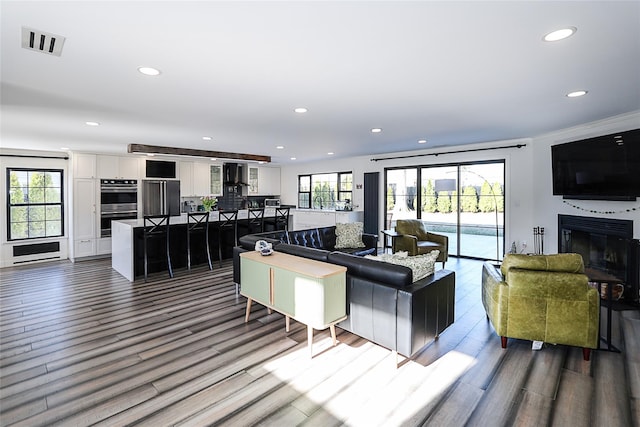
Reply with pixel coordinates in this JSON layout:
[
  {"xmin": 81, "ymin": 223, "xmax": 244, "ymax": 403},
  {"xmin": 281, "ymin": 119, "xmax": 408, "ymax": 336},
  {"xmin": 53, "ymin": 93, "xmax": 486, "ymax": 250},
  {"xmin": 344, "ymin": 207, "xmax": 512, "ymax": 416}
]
[
  {"xmin": 585, "ymin": 267, "xmax": 623, "ymax": 283},
  {"xmin": 240, "ymin": 250, "xmax": 346, "ymax": 278}
]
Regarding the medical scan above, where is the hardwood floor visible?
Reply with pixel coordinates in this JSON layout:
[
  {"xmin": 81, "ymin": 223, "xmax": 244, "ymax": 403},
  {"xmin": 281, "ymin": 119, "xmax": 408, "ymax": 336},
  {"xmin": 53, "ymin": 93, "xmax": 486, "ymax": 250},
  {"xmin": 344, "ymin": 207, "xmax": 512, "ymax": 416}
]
[{"xmin": 1, "ymin": 256, "xmax": 638, "ymax": 426}]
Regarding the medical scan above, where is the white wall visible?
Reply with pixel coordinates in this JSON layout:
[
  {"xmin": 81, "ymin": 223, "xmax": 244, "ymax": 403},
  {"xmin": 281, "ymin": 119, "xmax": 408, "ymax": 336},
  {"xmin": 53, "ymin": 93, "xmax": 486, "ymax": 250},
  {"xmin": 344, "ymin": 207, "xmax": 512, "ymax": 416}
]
[{"xmin": 281, "ymin": 111, "xmax": 640, "ymax": 254}]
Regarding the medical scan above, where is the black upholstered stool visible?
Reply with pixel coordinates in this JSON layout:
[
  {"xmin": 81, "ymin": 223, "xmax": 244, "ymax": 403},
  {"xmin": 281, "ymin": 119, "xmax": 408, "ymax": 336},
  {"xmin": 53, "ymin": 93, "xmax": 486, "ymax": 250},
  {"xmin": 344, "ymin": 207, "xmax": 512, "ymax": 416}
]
[
  {"xmin": 216, "ymin": 210, "xmax": 238, "ymax": 267},
  {"xmin": 265, "ymin": 207, "xmax": 290, "ymax": 232},
  {"xmin": 143, "ymin": 215, "xmax": 173, "ymax": 282},
  {"xmin": 241, "ymin": 207, "xmax": 265, "ymax": 234},
  {"xmin": 187, "ymin": 212, "xmax": 213, "ymax": 271}
]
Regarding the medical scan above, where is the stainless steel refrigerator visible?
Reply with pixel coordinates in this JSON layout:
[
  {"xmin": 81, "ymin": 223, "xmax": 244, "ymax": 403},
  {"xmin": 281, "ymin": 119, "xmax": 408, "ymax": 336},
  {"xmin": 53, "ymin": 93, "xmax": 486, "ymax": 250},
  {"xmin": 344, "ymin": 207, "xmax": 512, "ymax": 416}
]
[{"xmin": 142, "ymin": 180, "xmax": 181, "ymax": 216}]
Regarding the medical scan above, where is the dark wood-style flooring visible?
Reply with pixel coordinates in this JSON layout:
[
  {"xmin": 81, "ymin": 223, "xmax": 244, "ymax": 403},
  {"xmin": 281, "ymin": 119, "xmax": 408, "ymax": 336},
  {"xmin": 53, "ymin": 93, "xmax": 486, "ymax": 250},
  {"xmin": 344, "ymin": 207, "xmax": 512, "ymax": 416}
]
[{"xmin": 1, "ymin": 256, "xmax": 638, "ymax": 426}]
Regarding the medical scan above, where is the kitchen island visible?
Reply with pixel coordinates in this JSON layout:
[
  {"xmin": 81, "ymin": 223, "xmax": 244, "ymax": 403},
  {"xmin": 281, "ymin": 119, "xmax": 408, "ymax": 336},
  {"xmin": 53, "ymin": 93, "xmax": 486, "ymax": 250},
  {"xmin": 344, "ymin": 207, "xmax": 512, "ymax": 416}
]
[{"xmin": 111, "ymin": 209, "xmax": 289, "ymax": 281}]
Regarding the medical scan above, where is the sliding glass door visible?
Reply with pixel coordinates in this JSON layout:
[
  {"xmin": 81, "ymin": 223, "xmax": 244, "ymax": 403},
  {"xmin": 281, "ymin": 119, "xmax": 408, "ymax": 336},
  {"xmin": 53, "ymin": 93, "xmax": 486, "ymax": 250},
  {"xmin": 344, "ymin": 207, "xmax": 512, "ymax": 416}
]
[
  {"xmin": 420, "ymin": 165, "xmax": 459, "ymax": 254},
  {"xmin": 458, "ymin": 163, "xmax": 504, "ymax": 260},
  {"xmin": 386, "ymin": 161, "xmax": 504, "ymax": 261}
]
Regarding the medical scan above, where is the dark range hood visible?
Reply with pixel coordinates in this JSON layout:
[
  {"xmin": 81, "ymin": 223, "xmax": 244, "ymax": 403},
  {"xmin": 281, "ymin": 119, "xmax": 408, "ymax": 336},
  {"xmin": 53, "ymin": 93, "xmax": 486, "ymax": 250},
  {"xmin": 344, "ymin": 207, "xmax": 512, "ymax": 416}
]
[{"xmin": 224, "ymin": 163, "xmax": 248, "ymax": 186}]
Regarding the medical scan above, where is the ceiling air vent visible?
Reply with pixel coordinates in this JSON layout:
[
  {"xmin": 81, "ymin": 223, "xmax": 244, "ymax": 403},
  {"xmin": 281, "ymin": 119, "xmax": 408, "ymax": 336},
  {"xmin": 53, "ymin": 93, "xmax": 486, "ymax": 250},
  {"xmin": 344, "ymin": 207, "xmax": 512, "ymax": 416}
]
[{"xmin": 21, "ymin": 27, "xmax": 65, "ymax": 56}]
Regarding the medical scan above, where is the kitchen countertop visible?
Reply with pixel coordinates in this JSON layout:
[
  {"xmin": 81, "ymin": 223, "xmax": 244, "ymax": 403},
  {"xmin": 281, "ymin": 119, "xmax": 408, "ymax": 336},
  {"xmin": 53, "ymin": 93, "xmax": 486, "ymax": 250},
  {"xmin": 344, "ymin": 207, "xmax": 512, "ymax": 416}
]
[
  {"xmin": 114, "ymin": 208, "xmax": 280, "ymax": 228},
  {"xmin": 293, "ymin": 208, "xmax": 362, "ymax": 213}
]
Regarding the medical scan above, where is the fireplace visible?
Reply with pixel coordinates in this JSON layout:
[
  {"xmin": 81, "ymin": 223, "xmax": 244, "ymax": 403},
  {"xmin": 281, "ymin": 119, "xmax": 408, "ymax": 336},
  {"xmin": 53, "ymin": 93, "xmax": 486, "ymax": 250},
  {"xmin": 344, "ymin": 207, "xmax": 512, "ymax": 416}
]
[{"xmin": 558, "ymin": 214, "xmax": 639, "ymax": 305}]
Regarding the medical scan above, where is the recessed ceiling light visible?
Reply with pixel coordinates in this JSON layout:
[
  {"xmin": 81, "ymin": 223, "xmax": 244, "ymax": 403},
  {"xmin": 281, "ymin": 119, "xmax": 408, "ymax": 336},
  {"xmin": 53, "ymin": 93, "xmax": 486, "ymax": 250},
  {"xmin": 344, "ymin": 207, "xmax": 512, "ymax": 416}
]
[
  {"xmin": 371, "ymin": 128, "xmax": 382, "ymax": 133},
  {"xmin": 328, "ymin": 152, "xmax": 334, "ymax": 155},
  {"xmin": 276, "ymin": 145, "xmax": 284, "ymax": 149},
  {"xmin": 85, "ymin": 121, "xmax": 100, "ymax": 126},
  {"xmin": 202, "ymin": 136, "xmax": 212, "ymax": 141},
  {"xmin": 294, "ymin": 107, "xmax": 308, "ymax": 113},
  {"xmin": 290, "ymin": 157, "xmax": 296, "ymax": 160},
  {"xmin": 137, "ymin": 66, "xmax": 161, "ymax": 76},
  {"xmin": 566, "ymin": 90, "xmax": 588, "ymax": 98},
  {"xmin": 543, "ymin": 27, "xmax": 577, "ymax": 42},
  {"xmin": 418, "ymin": 139, "xmax": 427, "ymax": 144}
]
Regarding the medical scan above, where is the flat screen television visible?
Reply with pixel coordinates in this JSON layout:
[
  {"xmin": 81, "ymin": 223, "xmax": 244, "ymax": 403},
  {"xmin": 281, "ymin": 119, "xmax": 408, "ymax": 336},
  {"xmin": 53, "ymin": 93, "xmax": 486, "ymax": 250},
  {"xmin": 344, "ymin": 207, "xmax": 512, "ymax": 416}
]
[
  {"xmin": 552, "ymin": 128, "xmax": 640, "ymax": 201},
  {"xmin": 145, "ymin": 160, "xmax": 176, "ymax": 179}
]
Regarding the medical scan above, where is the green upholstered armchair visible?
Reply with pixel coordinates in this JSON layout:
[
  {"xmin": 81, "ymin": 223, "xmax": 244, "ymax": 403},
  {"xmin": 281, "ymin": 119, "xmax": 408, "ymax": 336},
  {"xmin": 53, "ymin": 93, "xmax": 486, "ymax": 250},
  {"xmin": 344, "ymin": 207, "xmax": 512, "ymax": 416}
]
[
  {"xmin": 482, "ymin": 253, "xmax": 600, "ymax": 361},
  {"xmin": 394, "ymin": 219, "xmax": 448, "ymax": 267}
]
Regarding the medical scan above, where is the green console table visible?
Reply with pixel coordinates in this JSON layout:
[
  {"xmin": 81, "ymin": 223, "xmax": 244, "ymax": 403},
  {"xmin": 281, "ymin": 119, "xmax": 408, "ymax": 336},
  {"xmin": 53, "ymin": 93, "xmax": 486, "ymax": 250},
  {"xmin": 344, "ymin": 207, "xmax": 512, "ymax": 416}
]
[{"xmin": 240, "ymin": 251, "xmax": 347, "ymax": 356}]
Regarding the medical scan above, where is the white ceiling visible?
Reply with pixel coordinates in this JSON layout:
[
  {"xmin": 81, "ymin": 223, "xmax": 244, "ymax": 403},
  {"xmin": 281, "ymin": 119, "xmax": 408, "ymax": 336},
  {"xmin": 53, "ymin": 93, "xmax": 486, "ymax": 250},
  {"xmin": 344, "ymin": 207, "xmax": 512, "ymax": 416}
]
[{"xmin": 2, "ymin": 1, "xmax": 639, "ymax": 165}]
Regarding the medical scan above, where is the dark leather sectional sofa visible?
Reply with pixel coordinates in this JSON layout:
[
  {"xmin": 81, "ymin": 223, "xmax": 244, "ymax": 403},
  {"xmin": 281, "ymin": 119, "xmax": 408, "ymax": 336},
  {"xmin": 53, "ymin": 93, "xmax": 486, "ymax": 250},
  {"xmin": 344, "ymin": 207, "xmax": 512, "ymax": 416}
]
[{"xmin": 233, "ymin": 226, "xmax": 456, "ymax": 359}]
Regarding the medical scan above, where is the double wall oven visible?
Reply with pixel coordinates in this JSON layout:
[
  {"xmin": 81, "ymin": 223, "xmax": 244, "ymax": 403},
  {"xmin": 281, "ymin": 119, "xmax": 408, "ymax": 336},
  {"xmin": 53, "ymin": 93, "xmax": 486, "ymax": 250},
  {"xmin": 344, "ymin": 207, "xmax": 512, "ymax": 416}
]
[{"xmin": 100, "ymin": 179, "xmax": 138, "ymax": 237}]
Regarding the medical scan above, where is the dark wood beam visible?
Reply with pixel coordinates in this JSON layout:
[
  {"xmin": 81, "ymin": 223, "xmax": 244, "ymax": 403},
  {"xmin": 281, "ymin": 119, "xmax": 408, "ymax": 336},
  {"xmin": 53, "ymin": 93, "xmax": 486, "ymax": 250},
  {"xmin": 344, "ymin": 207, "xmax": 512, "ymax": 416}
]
[{"xmin": 127, "ymin": 144, "xmax": 271, "ymax": 163}]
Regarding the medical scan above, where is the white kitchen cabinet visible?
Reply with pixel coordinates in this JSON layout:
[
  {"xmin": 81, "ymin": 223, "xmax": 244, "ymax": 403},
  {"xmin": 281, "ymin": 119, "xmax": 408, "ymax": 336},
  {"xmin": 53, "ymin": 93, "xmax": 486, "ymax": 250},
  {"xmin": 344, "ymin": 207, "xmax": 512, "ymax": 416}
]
[
  {"xmin": 97, "ymin": 237, "xmax": 112, "ymax": 255},
  {"xmin": 193, "ymin": 162, "xmax": 213, "ymax": 196},
  {"xmin": 335, "ymin": 210, "xmax": 364, "ymax": 224},
  {"xmin": 259, "ymin": 167, "xmax": 281, "ymax": 196},
  {"xmin": 293, "ymin": 210, "xmax": 336, "ymax": 229},
  {"xmin": 209, "ymin": 164, "xmax": 223, "ymax": 196},
  {"xmin": 179, "ymin": 162, "xmax": 222, "ymax": 197},
  {"xmin": 248, "ymin": 166, "xmax": 259, "ymax": 195},
  {"xmin": 72, "ymin": 178, "xmax": 98, "ymax": 258},
  {"xmin": 97, "ymin": 155, "xmax": 140, "ymax": 179},
  {"xmin": 248, "ymin": 166, "xmax": 281, "ymax": 196},
  {"xmin": 293, "ymin": 209, "xmax": 364, "ymax": 230},
  {"xmin": 179, "ymin": 161, "xmax": 195, "ymax": 196},
  {"xmin": 73, "ymin": 153, "xmax": 97, "ymax": 178}
]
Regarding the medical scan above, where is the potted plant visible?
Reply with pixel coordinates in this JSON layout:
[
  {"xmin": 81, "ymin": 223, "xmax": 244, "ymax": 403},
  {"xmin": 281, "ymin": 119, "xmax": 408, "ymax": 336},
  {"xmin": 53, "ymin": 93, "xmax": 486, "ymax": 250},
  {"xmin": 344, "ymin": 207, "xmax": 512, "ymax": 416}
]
[{"xmin": 201, "ymin": 195, "xmax": 217, "ymax": 212}]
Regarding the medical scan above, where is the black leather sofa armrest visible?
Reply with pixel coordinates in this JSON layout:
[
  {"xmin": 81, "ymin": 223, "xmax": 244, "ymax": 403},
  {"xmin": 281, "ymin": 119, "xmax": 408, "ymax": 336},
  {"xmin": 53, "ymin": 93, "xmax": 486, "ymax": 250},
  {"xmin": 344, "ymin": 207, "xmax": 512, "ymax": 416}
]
[
  {"xmin": 396, "ymin": 269, "xmax": 456, "ymax": 357},
  {"xmin": 327, "ymin": 252, "xmax": 412, "ymax": 287},
  {"xmin": 238, "ymin": 233, "xmax": 284, "ymax": 250},
  {"xmin": 362, "ymin": 233, "xmax": 378, "ymax": 249},
  {"xmin": 232, "ymin": 246, "xmax": 249, "ymax": 284},
  {"xmin": 275, "ymin": 243, "xmax": 330, "ymax": 262}
]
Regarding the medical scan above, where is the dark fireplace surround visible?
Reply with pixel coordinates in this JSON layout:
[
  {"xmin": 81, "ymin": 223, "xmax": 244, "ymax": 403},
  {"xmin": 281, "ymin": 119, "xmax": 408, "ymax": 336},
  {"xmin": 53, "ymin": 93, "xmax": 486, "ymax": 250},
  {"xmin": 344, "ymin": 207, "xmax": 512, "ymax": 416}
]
[{"xmin": 558, "ymin": 214, "xmax": 639, "ymax": 305}]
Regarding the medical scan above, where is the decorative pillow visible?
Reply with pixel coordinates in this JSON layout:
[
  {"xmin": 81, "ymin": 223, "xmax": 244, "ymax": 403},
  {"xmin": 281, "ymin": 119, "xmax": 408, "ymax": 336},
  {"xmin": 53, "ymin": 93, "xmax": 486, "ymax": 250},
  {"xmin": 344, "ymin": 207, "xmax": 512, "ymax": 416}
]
[
  {"xmin": 366, "ymin": 250, "xmax": 439, "ymax": 282},
  {"xmin": 335, "ymin": 222, "xmax": 366, "ymax": 249}
]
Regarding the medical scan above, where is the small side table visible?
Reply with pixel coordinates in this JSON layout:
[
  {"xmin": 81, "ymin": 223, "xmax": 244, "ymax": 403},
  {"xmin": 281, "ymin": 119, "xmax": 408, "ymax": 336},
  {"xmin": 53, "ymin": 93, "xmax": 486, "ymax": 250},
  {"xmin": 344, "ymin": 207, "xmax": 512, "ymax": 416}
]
[
  {"xmin": 381, "ymin": 229, "xmax": 401, "ymax": 254},
  {"xmin": 586, "ymin": 267, "xmax": 622, "ymax": 353}
]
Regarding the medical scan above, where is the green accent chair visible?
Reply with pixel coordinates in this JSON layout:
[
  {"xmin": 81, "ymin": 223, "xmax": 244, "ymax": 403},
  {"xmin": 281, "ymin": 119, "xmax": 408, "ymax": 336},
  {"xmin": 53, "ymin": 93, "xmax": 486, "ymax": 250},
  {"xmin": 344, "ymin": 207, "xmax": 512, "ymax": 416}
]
[
  {"xmin": 482, "ymin": 253, "xmax": 600, "ymax": 361},
  {"xmin": 394, "ymin": 219, "xmax": 448, "ymax": 267}
]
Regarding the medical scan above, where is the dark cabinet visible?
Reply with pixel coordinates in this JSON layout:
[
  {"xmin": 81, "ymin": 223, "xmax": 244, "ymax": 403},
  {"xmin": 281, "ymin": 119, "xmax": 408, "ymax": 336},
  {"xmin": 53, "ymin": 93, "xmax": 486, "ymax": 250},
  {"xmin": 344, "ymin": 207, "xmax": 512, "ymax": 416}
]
[{"xmin": 364, "ymin": 172, "xmax": 379, "ymax": 235}]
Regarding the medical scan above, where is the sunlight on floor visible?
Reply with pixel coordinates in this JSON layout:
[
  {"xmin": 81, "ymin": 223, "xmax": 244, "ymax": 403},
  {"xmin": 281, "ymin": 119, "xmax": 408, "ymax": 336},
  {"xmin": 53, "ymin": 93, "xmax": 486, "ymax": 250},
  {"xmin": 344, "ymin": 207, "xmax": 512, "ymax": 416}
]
[{"xmin": 261, "ymin": 334, "xmax": 478, "ymax": 425}]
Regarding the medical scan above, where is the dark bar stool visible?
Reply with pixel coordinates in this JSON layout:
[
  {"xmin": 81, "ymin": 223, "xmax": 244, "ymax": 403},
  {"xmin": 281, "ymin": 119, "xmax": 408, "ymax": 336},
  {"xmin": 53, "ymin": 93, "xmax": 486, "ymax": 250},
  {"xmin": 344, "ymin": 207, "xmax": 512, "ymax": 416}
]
[
  {"xmin": 265, "ymin": 207, "xmax": 290, "ymax": 232},
  {"xmin": 143, "ymin": 215, "xmax": 173, "ymax": 282},
  {"xmin": 216, "ymin": 210, "xmax": 238, "ymax": 267},
  {"xmin": 241, "ymin": 207, "xmax": 265, "ymax": 234},
  {"xmin": 187, "ymin": 212, "xmax": 213, "ymax": 271}
]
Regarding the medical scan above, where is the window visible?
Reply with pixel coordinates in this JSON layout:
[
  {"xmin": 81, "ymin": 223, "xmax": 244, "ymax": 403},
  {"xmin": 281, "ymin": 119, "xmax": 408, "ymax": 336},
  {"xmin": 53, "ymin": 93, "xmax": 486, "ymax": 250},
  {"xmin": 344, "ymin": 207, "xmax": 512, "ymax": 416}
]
[
  {"xmin": 7, "ymin": 168, "xmax": 64, "ymax": 240},
  {"xmin": 298, "ymin": 172, "xmax": 353, "ymax": 209},
  {"xmin": 298, "ymin": 175, "xmax": 311, "ymax": 208}
]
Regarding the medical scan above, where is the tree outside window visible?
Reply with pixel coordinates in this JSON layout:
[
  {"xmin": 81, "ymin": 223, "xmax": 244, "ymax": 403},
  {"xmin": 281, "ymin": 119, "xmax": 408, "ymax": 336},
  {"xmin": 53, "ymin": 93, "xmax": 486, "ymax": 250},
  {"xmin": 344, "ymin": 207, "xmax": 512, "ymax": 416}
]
[
  {"xmin": 7, "ymin": 169, "xmax": 63, "ymax": 240},
  {"xmin": 298, "ymin": 172, "xmax": 352, "ymax": 209}
]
